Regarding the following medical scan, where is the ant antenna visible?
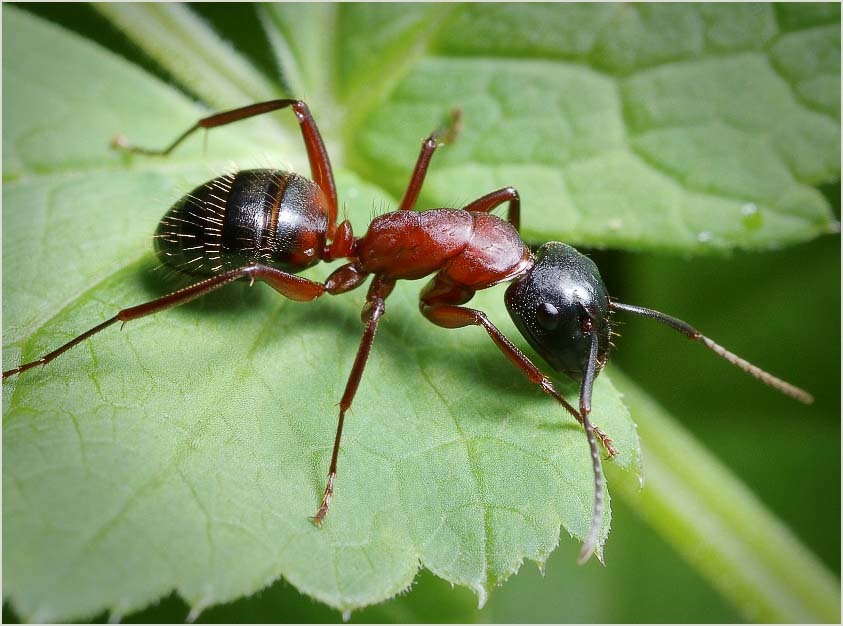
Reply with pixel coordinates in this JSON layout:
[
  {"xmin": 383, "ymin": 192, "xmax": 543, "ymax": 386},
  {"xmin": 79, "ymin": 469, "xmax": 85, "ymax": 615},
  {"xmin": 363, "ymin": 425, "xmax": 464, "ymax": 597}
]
[
  {"xmin": 578, "ymin": 306, "xmax": 600, "ymax": 417},
  {"xmin": 610, "ymin": 301, "xmax": 814, "ymax": 404},
  {"xmin": 577, "ymin": 326, "xmax": 604, "ymax": 565}
]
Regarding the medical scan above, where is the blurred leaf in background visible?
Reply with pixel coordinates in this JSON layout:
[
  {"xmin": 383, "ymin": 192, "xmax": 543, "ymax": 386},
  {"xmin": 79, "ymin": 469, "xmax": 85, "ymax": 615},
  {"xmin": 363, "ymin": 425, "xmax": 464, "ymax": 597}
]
[{"xmin": 3, "ymin": 3, "xmax": 839, "ymax": 623}]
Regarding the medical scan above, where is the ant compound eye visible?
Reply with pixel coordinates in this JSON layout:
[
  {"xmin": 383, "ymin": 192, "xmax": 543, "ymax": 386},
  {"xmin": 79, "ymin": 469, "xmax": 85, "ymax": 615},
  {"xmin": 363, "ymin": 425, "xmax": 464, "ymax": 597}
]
[{"xmin": 536, "ymin": 302, "xmax": 561, "ymax": 330}]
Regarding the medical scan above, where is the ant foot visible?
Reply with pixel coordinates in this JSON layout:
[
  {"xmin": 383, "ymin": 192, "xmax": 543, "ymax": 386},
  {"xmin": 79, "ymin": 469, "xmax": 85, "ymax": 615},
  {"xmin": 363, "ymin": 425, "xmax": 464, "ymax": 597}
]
[
  {"xmin": 310, "ymin": 474, "xmax": 334, "ymax": 526},
  {"xmin": 594, "ymin": 426, "xmax": 617, "ymax": 458},
  {"xmin": 310, "ymin": 498, "xmax": 329, "ymax": 526},
  {"xmin": 110, "ymin": 133, "xmax": 130, "ymax": 151},
  {"xmin": 111, "ymin": 134, "xmax": 157, "ymax": 155}
]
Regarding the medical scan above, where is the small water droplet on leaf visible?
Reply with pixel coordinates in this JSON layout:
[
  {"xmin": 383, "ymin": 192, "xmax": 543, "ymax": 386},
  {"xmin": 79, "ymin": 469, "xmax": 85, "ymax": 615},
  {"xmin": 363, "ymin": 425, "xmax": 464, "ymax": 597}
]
[{"xmin": 740, "ymin": 203, "xmax": 763, "ymax": 230}]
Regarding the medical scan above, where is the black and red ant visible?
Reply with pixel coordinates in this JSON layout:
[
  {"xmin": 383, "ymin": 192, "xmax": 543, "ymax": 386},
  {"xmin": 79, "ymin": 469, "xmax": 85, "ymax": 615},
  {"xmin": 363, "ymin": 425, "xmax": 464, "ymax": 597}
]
[{"xmin": 2, "ymin": 100, "xmax": 813, "ymax": 563}]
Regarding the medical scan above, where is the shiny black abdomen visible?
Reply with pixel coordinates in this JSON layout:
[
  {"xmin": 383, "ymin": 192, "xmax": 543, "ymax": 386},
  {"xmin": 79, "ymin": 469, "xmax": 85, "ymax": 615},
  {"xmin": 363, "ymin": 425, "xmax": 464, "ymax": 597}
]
[{"xmin": 154, "ymin": 169, "xmax": 329, "ymax": 276}]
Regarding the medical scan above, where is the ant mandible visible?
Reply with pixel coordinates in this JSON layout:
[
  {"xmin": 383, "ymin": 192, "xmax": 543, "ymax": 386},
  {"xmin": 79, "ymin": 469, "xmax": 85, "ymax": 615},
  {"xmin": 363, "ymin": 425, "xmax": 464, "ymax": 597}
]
[{"xmin": 3, "ymin": 99, "xmax": 813, "ymax": 564}]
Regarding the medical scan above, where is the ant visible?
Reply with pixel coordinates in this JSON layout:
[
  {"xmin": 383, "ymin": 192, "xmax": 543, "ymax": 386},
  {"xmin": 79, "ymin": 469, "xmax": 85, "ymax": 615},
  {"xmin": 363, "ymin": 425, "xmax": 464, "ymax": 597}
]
[{"xmin": 3, "ymin": 99, "xmax": 813, "ymax": 564}]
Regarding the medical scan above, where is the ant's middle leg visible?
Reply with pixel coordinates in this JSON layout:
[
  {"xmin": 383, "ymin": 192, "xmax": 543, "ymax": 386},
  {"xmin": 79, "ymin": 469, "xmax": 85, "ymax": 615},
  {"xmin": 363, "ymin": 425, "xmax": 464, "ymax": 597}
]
[
  {"xmin": 311, "ymin": 275, "xmax": 395, "ymax": 525},
  {"xmin": 398, "ymin": 109, "xmax": 462, "ymax": 211},
  {"xmin": 3, "ymin": 265, "xmax": 328, "ymax": 380},
  {"xmin": 396, "ymin": 111, "xmax": 519, "ymax": 229},
  {"xmin": 113, "ymin": 99, "xmax": 338, "ymax": 233}
]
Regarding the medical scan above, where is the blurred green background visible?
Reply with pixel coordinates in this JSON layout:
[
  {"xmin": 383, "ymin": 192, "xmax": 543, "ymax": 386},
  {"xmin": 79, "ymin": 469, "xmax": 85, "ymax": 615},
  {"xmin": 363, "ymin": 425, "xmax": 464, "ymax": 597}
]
[{"xmin": 4, "ymin": 3, "xmax": 839, "ymax": 623}]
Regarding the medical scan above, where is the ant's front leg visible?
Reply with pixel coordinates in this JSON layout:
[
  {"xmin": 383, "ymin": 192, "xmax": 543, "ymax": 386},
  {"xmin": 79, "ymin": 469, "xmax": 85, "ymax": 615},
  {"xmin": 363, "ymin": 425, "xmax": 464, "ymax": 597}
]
[
  {"xmin": 420, "ymin": 280, "xmax": 612, "ymax": 563},
  {"xmin": 3, "ymin": 266, "xmax": 328, "ymax": 380},
  {"xmin": 419, "ymin": 275, "xmax": 615, "ymax": 454},
  {"xmin": 462, "ymin": 187, "xmax": 521, "ymax": 232},
  {"xmin": 420, "ymin": 302, "xmax": 616, "ymax": 456}
]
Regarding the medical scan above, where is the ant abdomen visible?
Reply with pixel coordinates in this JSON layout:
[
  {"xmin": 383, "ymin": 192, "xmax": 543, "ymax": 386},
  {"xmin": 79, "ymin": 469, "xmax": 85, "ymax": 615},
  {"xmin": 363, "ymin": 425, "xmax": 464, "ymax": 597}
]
[{"xmin": 155, "ymin": 169, "xmax": 329, "ymax": 276}]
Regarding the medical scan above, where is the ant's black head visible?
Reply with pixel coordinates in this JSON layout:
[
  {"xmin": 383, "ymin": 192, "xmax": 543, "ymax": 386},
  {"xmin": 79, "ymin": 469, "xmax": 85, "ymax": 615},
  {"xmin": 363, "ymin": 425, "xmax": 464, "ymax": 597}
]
[{"xmin": 505, "ymin": 242, "xmax": 612, "ymax": 378}]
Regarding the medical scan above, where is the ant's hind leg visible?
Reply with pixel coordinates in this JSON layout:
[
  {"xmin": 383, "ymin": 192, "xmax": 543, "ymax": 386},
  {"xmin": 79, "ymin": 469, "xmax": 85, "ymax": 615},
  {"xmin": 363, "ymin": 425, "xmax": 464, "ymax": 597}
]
[
  {"xmin": 3, "ymin": 265, "xmax": 326, "ymax": 380},
  {"xmin": 112, "ymin": 99, "xmax": 338, "ymax": 234}
]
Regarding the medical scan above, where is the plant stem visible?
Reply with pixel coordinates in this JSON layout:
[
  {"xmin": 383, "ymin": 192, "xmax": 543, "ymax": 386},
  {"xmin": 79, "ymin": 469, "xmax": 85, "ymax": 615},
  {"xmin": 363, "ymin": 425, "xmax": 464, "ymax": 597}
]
[{"xmin": 607, "ymin": 370, "xmax": 840, "ymax": 623}]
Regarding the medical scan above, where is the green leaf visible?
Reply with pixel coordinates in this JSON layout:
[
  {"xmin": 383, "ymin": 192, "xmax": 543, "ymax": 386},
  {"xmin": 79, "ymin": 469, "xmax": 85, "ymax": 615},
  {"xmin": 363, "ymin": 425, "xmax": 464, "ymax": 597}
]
[
  {"xmin": 89, "ymin": 2, "xmax": 839, "ymax": 250},
  {"xmin": 2, "ymin": 4, "xmax": 838, "ymax": 623},
  {"xmin": 3, "ymin": 7, "xmax": 639, "ymax": 622},
  {"xmin": 346, "ymin": 3, "xmax": 838, "ymax": 251},
  {"xmin": 94, "ymin": 4, "xmax": 284, "ymax": 108}
]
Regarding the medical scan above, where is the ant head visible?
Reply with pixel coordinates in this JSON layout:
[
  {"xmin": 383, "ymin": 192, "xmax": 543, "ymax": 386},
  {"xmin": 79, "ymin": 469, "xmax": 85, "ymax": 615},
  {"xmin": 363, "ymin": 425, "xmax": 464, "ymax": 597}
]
[{"xmin": 505, "ymin": 242, "xmax": 612, "ymax": 378}]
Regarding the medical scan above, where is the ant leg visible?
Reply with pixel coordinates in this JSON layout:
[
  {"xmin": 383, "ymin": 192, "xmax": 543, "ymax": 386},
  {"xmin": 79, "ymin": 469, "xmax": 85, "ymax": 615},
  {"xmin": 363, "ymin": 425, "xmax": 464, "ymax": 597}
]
[
  {"xmin": 113, "ymin": 99, "xmax": 338, "ymax": 234},
  {"xmin": 462, "ymin": 187, "xmax": 521, "ymax": 232},
  {"xmin": 398, "ymin": 109, "xmax": 462, "ymax": 211},
  {"xmin": 312, "ymin": 276, "xmax": 395, "ymax": 525},
  {"xmin": 3, "ymin": 265, "xmax": 327, "ymax": 380},
  {"xmin": 421, "ymin": 298, "xmax": 609, "ymax": 564},
  {"xmin": 420, "ymin": 300, "xmax": 615, "ymax": 455},
  {"xmin": 420, "ymin": 274, "xmax": 615, "ymax": 451}
]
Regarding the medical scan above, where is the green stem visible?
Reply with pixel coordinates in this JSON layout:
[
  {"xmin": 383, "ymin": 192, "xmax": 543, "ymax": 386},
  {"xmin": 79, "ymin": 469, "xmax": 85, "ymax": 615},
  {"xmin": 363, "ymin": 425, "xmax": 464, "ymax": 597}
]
[
  {"xmin": 95, "ymin": 5, "xmax": 282, "ymax": 109},
  {"xmin": 95, "ymin": 4, "xmax": 300, "ymax": 168},
  {"xmin": 607, "ymin": 370, "xmax": 840, "ymax": 623}
]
